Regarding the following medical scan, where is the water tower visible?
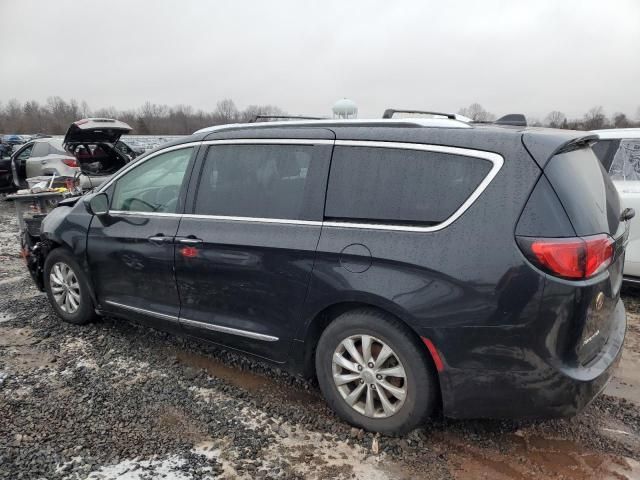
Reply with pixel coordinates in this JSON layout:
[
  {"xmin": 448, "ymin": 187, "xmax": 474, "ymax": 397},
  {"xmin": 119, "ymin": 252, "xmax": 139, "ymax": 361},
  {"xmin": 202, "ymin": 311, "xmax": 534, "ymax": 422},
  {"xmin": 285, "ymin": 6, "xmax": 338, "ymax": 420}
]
[{"xmin": 332, "ymin": 98, "xmax": 358, "ymax": 119}]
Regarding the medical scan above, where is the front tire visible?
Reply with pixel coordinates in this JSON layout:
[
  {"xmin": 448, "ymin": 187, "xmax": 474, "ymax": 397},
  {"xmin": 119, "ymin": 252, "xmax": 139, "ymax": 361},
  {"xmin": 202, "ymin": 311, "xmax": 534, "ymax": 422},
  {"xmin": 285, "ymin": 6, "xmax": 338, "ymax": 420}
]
[
  {"xmin": 315, "ymin": 309, "xmax": 438, "ymax": 435},
  {"xmin": 44, "ymin": 248, "xmax": 96, "ymax": 325}
]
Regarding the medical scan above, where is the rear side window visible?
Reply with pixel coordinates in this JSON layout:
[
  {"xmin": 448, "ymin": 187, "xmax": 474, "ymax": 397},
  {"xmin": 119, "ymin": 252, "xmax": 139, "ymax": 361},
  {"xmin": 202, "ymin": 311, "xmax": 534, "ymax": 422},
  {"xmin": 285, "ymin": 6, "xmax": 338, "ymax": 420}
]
[
  {"xmin": 31, "ymin": 142, "xmax": 49, "ymax": 158},
  {"xmin": 325, "ymin": 146, "xmax": 492, "ymax": 224},
  {"xmin": 194, "ymin": 144, "xmax": 326, "ymax": 220},
  {"xmin": 608, "ymin": 139, "xmax": 640, "ymax": 181}
]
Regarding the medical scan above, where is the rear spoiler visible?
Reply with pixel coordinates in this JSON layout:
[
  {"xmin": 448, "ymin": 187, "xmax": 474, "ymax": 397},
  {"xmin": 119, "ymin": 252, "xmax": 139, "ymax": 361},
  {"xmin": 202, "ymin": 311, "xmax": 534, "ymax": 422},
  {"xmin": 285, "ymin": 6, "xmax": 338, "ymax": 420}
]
[
  {"xmin": 249, "ymin": 115, "xmax": 326, "ymax": 123},
  {"xmin": 523, "ymin": 132, "xmax": 599, "ymax": 168}
]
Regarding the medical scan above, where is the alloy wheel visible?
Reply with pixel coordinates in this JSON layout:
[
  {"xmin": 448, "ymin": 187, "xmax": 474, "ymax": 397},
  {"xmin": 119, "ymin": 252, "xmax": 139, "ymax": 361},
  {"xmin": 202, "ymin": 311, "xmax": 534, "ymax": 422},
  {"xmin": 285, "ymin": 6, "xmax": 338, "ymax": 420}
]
[
  {"xmin": 332, "ymin": 334, "xmax": 407, "ymax": 418},
  {"xmin": 50, "ymin": 262, "xmax": 81, "ymax": 314}
]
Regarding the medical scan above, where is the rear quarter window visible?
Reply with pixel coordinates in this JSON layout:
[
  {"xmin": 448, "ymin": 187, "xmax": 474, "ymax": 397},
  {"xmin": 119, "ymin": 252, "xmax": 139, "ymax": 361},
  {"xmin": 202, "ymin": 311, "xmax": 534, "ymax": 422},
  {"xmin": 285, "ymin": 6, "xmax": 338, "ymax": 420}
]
[
  {"xmin": 30, "ymin": 142, "xmax": 49, "ymax": 158},
  {"xmin": 544, "ymin": 147, "xmax": 620, "ymax": 236},
  {"xmin": 325, "ymin": 146, "xmax": 493, "ymax": 225}
]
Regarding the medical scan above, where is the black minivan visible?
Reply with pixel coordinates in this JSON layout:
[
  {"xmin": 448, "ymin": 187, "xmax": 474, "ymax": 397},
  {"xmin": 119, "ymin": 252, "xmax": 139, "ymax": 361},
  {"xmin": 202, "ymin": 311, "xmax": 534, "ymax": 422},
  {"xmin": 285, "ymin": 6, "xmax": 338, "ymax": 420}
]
[{"xmin": 25, "ymin": 118, "xmax": 628, "ymax": 434}]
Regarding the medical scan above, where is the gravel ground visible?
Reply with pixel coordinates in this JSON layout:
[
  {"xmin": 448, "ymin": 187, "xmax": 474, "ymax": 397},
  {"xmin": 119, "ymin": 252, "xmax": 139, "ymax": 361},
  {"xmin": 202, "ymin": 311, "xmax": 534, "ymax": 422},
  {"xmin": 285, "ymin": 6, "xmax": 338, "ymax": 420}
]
[{"xmin": 1, "ymin": 197, "xmax": 640, "ymax": 479}]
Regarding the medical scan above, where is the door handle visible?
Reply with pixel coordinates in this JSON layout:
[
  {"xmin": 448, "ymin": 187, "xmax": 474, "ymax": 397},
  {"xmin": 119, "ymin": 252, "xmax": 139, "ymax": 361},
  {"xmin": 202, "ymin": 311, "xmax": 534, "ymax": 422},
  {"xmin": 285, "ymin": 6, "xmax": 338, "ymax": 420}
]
[
  {"xmin": 148, "ymin": 234, "xmax": 173, "ymax": 246},
  {"xmin": 177, "ymin": 237, "xmax": 203, "ymax": 245}
]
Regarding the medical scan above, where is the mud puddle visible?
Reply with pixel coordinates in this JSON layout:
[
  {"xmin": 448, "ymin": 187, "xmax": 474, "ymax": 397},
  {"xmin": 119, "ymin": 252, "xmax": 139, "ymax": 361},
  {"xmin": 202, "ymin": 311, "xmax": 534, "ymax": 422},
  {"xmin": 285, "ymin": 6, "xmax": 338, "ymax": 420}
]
[
  {"xmin": 607, "ymin": 353, "xmax": 640, "ymax": 405},
  {"xmin": 442, "ymin": 431, "xmax": 640, "ymax": 480},
  {"xmin": 174, "ymin": 349, "xmax": 320, "ymax": 405},
  {"xmin": 0, "ymin": 325, "xmax": 54, "ymax": 372}
]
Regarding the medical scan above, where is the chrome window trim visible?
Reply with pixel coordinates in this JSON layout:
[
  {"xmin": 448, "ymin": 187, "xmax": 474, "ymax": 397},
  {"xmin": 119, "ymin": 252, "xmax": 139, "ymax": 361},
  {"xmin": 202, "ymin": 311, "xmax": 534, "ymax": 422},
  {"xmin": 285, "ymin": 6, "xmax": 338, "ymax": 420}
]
[
  {"xmin": 109, "ymin": 210, "xmax": 181, "ymax": 218},
  {"xmin": 101, "ymin": 138, "xmax": 503, "ymax": 233},
  {"xmin": 104, "ymin": 300, "xmax": 279, "ymax": 342},
  {"xmin": 183, "ymin": 214, "xmax": 322, "ymax": 226}
]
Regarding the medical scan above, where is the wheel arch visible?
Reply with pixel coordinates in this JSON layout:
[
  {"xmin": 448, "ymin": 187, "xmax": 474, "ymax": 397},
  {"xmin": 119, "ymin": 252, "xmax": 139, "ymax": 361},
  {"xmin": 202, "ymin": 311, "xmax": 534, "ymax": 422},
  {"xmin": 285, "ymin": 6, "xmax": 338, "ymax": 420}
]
[
  {"xmin": 42, "ymin": 240, "xmax": 98, "ymax": 308},
  {"xmin": 295, "ymin": 298, "xmax": 442, "ymax": 394}
]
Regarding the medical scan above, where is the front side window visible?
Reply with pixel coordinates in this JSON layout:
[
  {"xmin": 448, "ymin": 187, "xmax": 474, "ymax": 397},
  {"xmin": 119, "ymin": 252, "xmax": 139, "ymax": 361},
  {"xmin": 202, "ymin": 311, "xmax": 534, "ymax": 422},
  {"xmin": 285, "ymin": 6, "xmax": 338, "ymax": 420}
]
[
  {"xmin": 608, "ymin": 139, "xmax": 640, "ymax": 181},
  {"xmin": 325, "ymin": 146, "xmax": 493, "ymax": 225},
  {"xmin": 194, "ymin": 144, "xmax": 317, "ymax": 220},
  {"xmin": 111, "ymin": 147, "xmax": 193, "ymax": 213}
]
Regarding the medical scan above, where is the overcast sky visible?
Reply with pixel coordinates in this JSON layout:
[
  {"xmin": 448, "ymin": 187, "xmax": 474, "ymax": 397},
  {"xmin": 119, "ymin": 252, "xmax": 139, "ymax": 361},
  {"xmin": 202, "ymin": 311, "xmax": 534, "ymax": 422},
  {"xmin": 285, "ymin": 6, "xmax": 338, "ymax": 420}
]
[{"xmin": 1, "ymin": 0, "xmax": 639, "ymax": 120}]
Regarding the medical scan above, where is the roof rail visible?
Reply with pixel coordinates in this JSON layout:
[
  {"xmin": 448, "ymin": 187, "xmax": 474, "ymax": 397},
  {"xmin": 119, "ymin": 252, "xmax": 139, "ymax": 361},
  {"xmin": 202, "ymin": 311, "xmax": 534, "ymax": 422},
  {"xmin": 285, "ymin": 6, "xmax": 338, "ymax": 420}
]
[
  {"xmin": 193, "ymin": 117, "xmax": 473, "ymax": 135},
  {"xmin": 382, "ymin": 108, "xmax": 473, "ymax": 122},
  {"xmin": 249, "ymin": 115, "xmax": 326, "ymax": 123},
  {"xmin": 382, "ymin": 109, "xmax": 454, "ymax": 119}
]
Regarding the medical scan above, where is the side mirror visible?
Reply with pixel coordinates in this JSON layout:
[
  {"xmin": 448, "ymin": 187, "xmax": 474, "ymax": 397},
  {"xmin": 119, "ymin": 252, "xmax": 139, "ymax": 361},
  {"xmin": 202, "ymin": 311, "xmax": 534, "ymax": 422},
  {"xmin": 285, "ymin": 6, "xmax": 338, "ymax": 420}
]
[
  {"xmin": 85, "ymin": 192, "xmax": 110, "ymax": 216},
  {"xmin": 621, "ymin": 207, "xmax": 635, "ymax": 222}
]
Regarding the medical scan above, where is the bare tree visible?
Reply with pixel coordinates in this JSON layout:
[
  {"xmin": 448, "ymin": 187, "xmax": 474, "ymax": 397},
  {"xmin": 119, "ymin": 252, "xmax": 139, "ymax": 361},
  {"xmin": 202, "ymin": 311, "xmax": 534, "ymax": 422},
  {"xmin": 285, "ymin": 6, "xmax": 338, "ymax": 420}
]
[
  {"xmin": 80, "ymin": 100, "xmax": 91, "ymax": 118},
  {"xmin": 545, "ymin": 111, "xmax": 566, "ymax": 128},
  {"xmin": 458, "ymin": 103, "xmax": 495, "ymax": 122},
  {"xmin": 214, "ymin": 99, "xmax": 239, "ymax": 124},
  {"xmin": 583, "ymin": 106, "xmax": 608, "ymax": 130},
  {"xmin": 613, "ymin": 112, "xmax": 630, "ymax": 128}
]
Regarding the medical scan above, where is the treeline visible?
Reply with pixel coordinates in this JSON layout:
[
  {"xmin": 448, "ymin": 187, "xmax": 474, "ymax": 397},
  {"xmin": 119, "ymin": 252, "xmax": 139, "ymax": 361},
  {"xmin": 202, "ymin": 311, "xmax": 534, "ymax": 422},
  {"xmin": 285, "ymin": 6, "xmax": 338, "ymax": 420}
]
[
  {"xmin": 1, "ymin": 97, "xmax": 639, "ymax": 135},
  {"xmin": 0, "ymin": 97, "xmax": 284, "ymax": 135},
  {"xmin": 458, "ymin": 103, "xmax": 640, "ymax": 130}
]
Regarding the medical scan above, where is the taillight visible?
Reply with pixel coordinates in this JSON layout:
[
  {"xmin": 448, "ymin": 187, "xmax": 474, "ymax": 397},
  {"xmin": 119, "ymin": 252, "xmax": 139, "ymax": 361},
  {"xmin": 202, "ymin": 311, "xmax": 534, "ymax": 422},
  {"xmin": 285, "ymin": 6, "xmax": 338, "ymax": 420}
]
[
  {"xmin": 62, "ymin": 158, "xmax": 78, "ymax": 168},
  {"xmin": 517, "ymin": 234, "xmax": 615, "ymax": 280}
]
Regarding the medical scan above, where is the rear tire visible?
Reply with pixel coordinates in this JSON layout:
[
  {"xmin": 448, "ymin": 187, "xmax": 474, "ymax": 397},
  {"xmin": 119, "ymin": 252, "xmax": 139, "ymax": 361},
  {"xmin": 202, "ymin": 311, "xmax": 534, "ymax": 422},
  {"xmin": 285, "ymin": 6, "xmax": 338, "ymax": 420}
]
[
  {"xmin": 315, "ymin": 308, "xmax": 438, "ymax": 435},
  {"xmin": 44, "ymin": 248, "xmax": 96, "ymax": 325}
]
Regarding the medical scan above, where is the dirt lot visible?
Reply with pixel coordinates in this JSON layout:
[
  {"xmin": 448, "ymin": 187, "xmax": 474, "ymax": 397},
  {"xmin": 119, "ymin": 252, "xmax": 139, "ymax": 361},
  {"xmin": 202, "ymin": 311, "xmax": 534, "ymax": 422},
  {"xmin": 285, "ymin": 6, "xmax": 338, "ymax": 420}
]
[{"xmin": 1, "ymin": 198, "xmax": 640, "ymax": 480}]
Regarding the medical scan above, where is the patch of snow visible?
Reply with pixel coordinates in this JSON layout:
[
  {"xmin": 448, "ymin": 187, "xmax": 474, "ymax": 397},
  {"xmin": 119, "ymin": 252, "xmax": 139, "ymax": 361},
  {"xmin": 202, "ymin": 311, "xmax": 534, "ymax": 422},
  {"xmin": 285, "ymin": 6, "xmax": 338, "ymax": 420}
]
[{"xmin": 86, "ymin": 457, "xmax": 193, "ymax": 480}]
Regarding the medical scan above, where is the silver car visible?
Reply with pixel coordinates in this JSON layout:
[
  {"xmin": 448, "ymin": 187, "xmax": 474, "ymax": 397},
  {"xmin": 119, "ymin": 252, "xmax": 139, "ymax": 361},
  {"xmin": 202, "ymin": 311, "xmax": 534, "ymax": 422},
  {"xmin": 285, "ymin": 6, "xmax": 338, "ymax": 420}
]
[{"xmin": 11, "ymin": 118, "xmax": 133, "ymax": 190}]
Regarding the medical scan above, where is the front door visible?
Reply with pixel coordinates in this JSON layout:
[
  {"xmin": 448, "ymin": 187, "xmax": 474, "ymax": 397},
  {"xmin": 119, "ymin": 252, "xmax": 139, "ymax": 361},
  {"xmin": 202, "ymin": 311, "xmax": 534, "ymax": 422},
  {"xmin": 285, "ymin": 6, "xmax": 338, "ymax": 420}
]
[
  {"xmin": 175, "ymin": 134, "xmax": 333, "ymax": 361},
  {"xmin": 87, "ymin": 145, "xmax": 197, "ymax": 329}
]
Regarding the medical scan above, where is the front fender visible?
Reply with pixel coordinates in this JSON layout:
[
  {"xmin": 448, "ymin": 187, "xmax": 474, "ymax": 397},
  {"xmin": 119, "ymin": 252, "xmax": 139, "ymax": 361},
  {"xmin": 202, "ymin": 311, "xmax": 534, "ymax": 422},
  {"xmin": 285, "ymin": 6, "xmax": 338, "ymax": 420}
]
[{"xmin": 40, "ymin": 200, "xmax": 95, "ymax": 289}]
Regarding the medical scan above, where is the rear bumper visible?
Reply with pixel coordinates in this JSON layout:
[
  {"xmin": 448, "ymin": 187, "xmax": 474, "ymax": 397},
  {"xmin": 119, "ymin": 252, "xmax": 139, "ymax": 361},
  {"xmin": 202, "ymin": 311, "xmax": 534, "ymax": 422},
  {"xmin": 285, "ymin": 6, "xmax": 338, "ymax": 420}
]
[{"xmin": 435, "ymin": 300, "xmax": 625, "ymax": 419}]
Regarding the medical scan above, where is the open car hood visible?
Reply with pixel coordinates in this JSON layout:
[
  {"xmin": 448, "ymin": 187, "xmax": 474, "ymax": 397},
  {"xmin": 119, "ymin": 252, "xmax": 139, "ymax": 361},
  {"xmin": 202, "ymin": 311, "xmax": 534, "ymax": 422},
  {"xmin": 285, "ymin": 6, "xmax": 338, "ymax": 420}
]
[{"xmin": 63, "ymin": 118, "xmax": 132, "ymax": 146}]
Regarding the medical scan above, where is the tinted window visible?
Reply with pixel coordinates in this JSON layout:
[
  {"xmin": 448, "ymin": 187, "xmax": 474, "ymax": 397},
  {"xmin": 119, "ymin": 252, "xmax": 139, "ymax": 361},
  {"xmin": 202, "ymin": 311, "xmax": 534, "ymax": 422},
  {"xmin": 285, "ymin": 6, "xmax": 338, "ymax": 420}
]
[
  {"xmin": 592, "ymin": 139, "xmax": 619, "ymax": 173},
  {"xmin": 111, "ymin": 147, "xmax": 193, "ymax": 213},
  {"xmin": 325, "ymin": 146, "xmax": 492, "ymax": 224},
  {"xmin": 545, "ymin": 147, "xmax": 620, "ymax": 236},
  {"xmin": 194, "ymin": 144, "xmax": 319, "ymax": 220}
]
